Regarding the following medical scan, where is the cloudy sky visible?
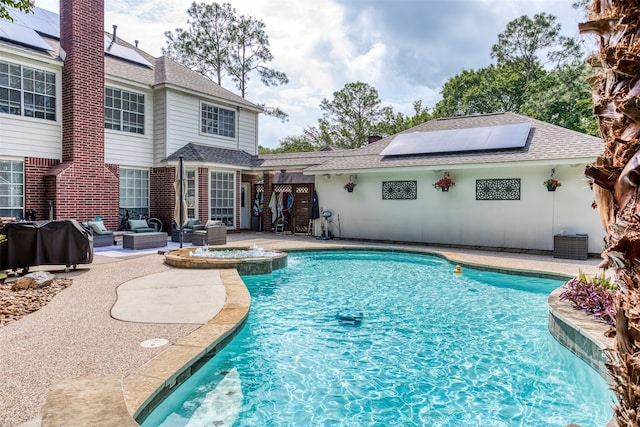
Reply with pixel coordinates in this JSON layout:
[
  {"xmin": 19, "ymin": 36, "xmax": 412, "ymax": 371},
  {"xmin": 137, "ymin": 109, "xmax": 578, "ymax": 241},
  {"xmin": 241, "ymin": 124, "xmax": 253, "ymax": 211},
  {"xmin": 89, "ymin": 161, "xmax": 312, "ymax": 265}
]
[{"xmin": 35, "ymin": 0, "xmax": 591, "ymax": 148}]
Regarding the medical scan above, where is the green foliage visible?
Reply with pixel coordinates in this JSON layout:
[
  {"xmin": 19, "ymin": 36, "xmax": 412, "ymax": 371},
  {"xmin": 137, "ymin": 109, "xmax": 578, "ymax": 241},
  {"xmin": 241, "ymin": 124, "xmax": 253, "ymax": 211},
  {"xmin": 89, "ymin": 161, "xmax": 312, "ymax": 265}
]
[
  {"xmin": 577, "ymin": 269, "xmax": 616, "ymax": 291},
  {"xmin": 523, "ymin": 62, "xmax": 598, "ymax": 135},
  {"xmin": 164, "ymin": 2, "xmax": 288, "ymax": 99},
  {"xmin": 317, "ymin": 82, "xmax": 383, "ymax": 149},
  {"xmin": 374, "ymin": 100, "xmax": 431, "ymax": 137},
  {"xmin": 433, "ymin": 61, "xmax": 542, "ymax": 118},
  {"xmin": 0, "ymin": 0, "xmax": 32, "ymax": 21}
]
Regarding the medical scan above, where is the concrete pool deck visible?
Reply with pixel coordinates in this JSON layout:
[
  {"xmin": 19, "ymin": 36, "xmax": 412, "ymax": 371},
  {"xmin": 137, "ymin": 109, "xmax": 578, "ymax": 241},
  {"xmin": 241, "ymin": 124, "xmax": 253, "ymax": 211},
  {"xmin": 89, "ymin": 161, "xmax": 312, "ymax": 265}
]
[{"xmin": 1, "ymin": 232, "xmax": 606, "ymax": 427}]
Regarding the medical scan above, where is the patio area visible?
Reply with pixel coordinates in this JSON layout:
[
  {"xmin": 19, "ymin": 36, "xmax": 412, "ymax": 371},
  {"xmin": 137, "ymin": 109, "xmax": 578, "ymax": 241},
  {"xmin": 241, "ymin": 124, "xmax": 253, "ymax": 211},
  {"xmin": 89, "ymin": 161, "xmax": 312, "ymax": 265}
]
[{"xmin": 1, "ymin": 232, "xmax": 603, "ymax": 427}]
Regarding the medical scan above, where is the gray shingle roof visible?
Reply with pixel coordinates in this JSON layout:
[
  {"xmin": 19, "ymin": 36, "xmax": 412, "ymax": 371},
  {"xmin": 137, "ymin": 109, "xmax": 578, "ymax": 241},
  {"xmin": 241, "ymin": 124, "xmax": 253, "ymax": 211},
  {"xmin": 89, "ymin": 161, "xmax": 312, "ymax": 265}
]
[
  {"xmin": 257, "ymin": 112, "xmax": 604, "ymax": 173},
  {"xmin": 167, "ymin": 143, "xmax": 258, "ymax": 168}
]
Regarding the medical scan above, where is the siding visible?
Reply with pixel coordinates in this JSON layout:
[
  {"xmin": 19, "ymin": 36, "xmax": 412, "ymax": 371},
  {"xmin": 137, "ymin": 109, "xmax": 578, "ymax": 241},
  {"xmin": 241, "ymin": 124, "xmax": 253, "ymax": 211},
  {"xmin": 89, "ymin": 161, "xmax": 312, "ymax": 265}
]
[
  {"xmin": 166, "ymin": 90, "xmax": 258, "ymax": 158},
  {"xmin": 0, "ymin": 54, "xmax": 62, "ymax": 160},
  {"xmin": 104, "ymin": 84, "xmax": 154, "ymax": 167},
  {"xmin": 0, "ymin": 115, "xmax": 61, "ymax": 159},
  {"xmin": 153, "ymin": 89, "xmax": 167, "ymax": 164}
]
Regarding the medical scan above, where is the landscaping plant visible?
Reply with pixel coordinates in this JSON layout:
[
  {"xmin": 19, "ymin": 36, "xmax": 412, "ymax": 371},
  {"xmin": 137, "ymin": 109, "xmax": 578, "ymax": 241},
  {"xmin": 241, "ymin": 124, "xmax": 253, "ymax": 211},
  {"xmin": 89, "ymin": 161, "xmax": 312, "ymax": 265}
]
[{"xmin": 559, "ymin": 271, "xmax": 615, "ymax": 327}]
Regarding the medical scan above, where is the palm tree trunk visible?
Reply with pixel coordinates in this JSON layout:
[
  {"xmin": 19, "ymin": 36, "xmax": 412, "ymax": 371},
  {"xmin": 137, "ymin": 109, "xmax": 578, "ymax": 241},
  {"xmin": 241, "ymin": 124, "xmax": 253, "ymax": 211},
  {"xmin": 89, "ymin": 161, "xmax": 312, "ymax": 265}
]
[{"xmin": 581, "ymin": 2, "xmax": 640, "ymax": 425}]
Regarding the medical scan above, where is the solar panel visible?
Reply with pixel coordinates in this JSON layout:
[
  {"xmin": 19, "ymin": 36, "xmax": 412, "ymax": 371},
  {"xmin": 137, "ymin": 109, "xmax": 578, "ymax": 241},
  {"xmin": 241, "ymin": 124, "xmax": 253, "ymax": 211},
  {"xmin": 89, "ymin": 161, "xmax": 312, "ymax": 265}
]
[
  {"xmin": 8, "ymin": 7, "xmax": 59, "ymax": 39},
  {"xmin": 104, "ymin": 36, "xmax": 153, "ymax": 67},
  {"xmin": 380, "ymin": 122, "xmax": 532, "ymax": 156},
  {"xmin": 0, "ymin": 19, "xmax": 53, "ymax": 51}
]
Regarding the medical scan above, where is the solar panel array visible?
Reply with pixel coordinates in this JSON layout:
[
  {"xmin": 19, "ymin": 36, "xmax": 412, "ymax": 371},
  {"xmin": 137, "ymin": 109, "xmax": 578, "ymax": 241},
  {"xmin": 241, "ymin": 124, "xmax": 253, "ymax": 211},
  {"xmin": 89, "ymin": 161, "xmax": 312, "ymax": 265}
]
[
  {"xmin": 379, "ymin": 122, "xmax": 532, "ymax": 156},
  {"xmin": 1, "ymin": 6, "xmax": 153, "ymax": 68},
  {"xmin": 0, "ymin": 19, "xmax": 53, "ymax": 51},
  {"xmin": 104, "ymin": 36, "xmax": 153, "ymax": 67}
]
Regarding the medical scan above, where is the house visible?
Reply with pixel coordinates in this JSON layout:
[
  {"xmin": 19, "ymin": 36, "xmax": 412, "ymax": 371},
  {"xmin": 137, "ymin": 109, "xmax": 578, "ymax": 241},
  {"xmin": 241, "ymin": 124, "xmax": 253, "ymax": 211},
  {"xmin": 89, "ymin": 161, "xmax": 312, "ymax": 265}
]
[
  {"xmin": 1, "ymin": 2, "xmax": 605, "ymax": 255},
  {"xmin": 261, "ymin": 112, "xmax": 604, "ymax": 254},
  {"xmin": 0, "ymin": 1, "xmax": 262, "ymax": 232}
]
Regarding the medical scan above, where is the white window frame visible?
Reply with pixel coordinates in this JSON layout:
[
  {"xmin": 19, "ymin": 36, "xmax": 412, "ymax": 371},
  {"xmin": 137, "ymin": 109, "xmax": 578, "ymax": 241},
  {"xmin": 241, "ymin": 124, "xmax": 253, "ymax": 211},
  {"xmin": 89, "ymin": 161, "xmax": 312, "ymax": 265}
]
[
  {"xmin": 209, "ymin": 170, "xmax": 235, "ymax": 227},
  {"xmin": 0, "ymin": 60, "xmax": 56, "ymax": 121},
  {"xmin": 105, "ymin": 86, "xmax": 145, "ymax": 134},
  {"xmin": 0, "ymin": 158, "xmax": 24, "ymax": 219},
  {"xmin": 200, "ymin": 101, "xmax": 236, "ymax": 138},
  {"xmin": 119, "ymin": 167, "xmax": 149, "ymax": 219},
  {"xmin": 186, "ymin": 168, "xmax": 197, "ymax": 219}
]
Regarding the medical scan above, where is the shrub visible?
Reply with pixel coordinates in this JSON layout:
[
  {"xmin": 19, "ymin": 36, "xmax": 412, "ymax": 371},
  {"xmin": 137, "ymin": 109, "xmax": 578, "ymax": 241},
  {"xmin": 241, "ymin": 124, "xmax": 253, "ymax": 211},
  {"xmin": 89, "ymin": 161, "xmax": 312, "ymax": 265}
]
[{"xmin": 558, "ymin": 271, "xmax": 615, "ymax": 326}]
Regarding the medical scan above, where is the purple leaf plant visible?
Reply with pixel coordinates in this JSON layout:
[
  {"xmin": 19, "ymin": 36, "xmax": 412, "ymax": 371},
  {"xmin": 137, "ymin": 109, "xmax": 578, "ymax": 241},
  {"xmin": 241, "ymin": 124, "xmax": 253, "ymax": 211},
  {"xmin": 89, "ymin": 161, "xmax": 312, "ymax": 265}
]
[{"xmin": 558, "ymin": 272, "xmax": 616, "ymax": 327}]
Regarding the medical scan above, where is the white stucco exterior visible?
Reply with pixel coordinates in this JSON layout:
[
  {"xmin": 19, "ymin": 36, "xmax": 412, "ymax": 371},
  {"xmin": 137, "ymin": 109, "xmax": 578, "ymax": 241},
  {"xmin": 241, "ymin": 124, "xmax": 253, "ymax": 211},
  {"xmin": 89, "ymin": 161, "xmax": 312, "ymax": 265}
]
[{"xmin": 314, "ymin": 163, "xmax": 604, "ymax": 254}]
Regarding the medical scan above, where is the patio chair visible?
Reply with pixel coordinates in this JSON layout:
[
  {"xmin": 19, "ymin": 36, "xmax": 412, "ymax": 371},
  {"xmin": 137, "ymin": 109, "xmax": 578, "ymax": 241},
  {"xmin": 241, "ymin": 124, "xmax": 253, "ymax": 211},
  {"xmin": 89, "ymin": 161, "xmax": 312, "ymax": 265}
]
[
  {"xmin": 171, "ymin": 218, "xmax": 201, "ymax": 242},
  {"xmin": 82, "ymin": 220, "xmax": 114, "ymax": 247},
  {"xmin": 192, "ymin": 220, "xmax": 227, "ymax": 246}
]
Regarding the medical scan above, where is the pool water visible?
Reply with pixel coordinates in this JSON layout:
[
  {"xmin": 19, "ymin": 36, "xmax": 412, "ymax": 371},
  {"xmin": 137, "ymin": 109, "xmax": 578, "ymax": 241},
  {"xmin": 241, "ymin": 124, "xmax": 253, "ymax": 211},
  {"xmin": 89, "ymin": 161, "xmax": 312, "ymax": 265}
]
[{"xmin": 143, "ymin": 251, "xmax": 614, "ymax": 427}]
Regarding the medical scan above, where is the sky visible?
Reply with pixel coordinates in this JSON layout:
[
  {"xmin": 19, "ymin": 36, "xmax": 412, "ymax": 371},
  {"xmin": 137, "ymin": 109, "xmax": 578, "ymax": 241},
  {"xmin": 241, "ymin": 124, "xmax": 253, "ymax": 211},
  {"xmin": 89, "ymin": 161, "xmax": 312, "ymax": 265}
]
[{"xmin": 35, "ymin": 0, "xmax": 591, "ymax": 148}]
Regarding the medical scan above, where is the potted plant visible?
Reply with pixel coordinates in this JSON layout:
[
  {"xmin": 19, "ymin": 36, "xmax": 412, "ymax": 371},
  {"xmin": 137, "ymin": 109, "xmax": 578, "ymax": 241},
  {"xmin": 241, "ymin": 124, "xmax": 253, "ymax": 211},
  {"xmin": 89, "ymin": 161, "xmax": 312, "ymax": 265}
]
[
  {"xmin": 344, "ymin": 182, "xmax": 356, "ymax": 192},
  {"xmin": 433, "ymin": 175, "xmax": 455, "ymax": 192},
  {"xmin": 544, "ymin": 179, "xmax": 561, "ymax": 191}
]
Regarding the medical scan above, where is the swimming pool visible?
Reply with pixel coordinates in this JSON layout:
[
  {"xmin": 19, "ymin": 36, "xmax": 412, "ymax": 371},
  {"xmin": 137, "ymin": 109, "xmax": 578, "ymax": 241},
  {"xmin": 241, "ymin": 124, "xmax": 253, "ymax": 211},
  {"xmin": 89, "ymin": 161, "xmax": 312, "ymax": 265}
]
[{"xmin": 143, "ymin": 251, "xmax": 613, "ymax": 426}]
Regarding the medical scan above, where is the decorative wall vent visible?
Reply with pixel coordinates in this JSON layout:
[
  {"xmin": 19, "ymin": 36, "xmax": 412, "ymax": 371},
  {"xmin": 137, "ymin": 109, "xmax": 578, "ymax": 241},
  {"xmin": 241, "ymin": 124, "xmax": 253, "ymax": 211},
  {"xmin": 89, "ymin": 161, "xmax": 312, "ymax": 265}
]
[
  {"xmin": 382, "ymin": 181, "xmax": 417, "ymax": 200},
  {"xmin": 476, "ymin": 179, "xmax": 520, "ymax": 200}
]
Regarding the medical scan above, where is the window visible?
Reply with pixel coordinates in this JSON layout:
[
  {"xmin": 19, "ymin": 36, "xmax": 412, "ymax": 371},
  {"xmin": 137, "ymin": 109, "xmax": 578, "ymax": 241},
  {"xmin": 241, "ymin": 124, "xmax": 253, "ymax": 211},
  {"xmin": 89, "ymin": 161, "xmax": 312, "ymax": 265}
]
[
  {"xmin": 0, "ymin": 159, "xmax": 24, "ymax": 219},
  {"xmin": 119, "ymin": 168, "xmax": 149, "ymax": 220},
  {"xmin": 105, "ymin": 87, "xmax": 145, "ymax": 134},
  {"xmin": 201, "ymin": 102, "xmax": 235, "ymax": 138},
  {"xmin": 186, "ymin": 169, "xmax": 197, "ymax": 218},
  {"xmin": 210, "ymin": 171, "xmax": 234, "ymax": 227},
  {"xmin": 0, "ymin": 60, "xmax": 56, "ymax": 121}
]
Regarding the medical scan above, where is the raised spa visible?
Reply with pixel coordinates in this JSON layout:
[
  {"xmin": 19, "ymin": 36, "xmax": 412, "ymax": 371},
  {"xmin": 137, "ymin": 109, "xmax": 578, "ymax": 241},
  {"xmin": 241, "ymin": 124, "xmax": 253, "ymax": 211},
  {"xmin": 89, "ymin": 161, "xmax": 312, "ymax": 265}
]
[{"xmin": 164, "ymin": 245, "xmax": 287, "ymax": 275}]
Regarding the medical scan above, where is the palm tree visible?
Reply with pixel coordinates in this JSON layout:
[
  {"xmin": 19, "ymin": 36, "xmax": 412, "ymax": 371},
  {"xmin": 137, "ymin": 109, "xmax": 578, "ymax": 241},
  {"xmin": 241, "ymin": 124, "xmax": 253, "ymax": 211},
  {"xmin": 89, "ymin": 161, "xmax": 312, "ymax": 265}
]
[{"xmin": 580, "ymin": 1, "xmax": 640, "ymax": 425}]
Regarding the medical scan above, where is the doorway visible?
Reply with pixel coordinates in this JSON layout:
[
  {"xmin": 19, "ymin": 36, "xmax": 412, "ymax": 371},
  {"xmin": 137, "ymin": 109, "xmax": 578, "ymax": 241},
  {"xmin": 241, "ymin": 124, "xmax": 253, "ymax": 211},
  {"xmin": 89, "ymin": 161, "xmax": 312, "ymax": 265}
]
[{"xmin": 240, "ymin": 183, "xmax": 251, "ymax": 229}]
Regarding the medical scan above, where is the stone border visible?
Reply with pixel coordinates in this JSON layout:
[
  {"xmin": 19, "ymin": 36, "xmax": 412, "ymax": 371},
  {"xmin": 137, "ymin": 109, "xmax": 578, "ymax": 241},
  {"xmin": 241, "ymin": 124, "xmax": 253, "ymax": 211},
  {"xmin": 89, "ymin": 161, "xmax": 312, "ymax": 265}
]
[{"xmin": 547, "ymin": 287, "xmax": 614, "ymax": 380}]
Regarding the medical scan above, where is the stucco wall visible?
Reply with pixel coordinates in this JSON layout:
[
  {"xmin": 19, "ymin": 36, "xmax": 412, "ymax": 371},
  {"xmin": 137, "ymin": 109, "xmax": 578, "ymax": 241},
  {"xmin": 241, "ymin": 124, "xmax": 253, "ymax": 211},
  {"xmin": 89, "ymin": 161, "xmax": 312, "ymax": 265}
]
[{"xmin": 315, "ymin": 164, "xmax": 604, "ymax": 254}]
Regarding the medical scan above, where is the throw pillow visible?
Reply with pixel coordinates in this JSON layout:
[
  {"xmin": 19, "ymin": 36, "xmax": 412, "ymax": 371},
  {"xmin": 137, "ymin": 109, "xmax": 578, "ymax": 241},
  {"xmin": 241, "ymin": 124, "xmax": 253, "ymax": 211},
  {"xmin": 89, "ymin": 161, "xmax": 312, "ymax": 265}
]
[
  {"xmin": 88, "ymin": 220, "xmax": 107, "ymax": 233},
  {"xmin": 128, "ymin": 219, "xmax": 148, "ymax": 230}
]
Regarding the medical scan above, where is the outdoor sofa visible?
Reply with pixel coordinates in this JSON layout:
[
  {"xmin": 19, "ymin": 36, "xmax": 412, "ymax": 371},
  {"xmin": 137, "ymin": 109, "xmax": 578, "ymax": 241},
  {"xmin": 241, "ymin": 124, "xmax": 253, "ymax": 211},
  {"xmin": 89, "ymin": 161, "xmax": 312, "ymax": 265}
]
[{"xmin": 192, "ymin": 220, "xmax": 227, "ymax": 246}]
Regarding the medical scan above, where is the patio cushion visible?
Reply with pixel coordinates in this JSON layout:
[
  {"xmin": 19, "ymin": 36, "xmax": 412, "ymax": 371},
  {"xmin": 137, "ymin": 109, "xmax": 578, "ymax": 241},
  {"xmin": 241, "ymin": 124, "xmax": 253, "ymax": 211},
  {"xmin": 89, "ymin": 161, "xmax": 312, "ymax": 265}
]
[
  {"xmin": 186, "ymin": 218, "xmax": 200, "ymax": 228},
  {"xmin": 205, "ymin": 220, "xmax": 223, "ymax": 227},
  {"xmin": 128, "ymin": 219, "xmax": 154, "ymax": 233},
  {"xmin": 87, "ymin": 220, "xmax": 112, "ymax": 235}
]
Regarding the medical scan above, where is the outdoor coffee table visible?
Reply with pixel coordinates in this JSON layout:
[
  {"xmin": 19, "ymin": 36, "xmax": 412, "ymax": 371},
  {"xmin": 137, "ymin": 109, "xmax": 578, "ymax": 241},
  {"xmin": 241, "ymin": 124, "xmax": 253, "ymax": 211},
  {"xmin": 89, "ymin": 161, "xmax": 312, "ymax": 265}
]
[{"xmin": 122, "ymin": 232, "xmax": 168, "ymax": 250}]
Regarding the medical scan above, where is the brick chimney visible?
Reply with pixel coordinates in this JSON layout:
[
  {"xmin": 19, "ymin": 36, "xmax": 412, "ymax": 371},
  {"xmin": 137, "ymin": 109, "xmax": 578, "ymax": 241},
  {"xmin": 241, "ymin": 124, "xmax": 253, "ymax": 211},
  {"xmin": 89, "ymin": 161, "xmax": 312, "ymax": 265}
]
[{"xmin": 45, "ymin": 0, "xmax": 119, "ymax": 227}]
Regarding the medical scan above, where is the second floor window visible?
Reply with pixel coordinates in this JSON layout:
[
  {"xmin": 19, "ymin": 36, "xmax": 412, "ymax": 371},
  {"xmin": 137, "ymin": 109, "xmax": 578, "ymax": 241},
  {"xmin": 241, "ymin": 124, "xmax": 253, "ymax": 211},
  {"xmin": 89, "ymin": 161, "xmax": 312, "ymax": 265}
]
[
  {"xmin": 201, "ymin": 102, "xmax": 235, "ymax": 138},
  {"xmin": 105, "ymin": 87, "xmax": 144, "ymax": 134},
  {"xmin": 0, "ymin": 60, "xmax": 56, "ymax": 121}
]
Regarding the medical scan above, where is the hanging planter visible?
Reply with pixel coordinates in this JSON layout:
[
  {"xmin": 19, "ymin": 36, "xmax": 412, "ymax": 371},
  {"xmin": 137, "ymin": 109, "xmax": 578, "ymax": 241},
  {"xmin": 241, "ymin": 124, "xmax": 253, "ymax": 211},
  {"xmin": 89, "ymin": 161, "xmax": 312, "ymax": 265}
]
[
  {"xmin": 544, "ymin": 179, "xmax": 561, "ymax": 192},
  {"xmin": 433, "ymin": 174, "xmax": 455, "ymax": 192},
  {"xmin": 344, "ymin": 182, "xmax": 356, "ymax": 192}
]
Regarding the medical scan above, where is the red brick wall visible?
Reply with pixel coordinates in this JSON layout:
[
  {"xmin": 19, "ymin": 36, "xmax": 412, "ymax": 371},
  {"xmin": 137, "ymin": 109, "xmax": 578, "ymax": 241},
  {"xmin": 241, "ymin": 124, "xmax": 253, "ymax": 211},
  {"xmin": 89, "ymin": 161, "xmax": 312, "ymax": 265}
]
[
  {"xmin": 150, "ymin": 166, "xmax": 175, "ymax": 232},
  {"xmin": 25, "ymin": 157, "xmax": 59, "ymax": 221},
  {"xmin": 51, "ymin": 0, "xmax": 118, "ymax": 227}
]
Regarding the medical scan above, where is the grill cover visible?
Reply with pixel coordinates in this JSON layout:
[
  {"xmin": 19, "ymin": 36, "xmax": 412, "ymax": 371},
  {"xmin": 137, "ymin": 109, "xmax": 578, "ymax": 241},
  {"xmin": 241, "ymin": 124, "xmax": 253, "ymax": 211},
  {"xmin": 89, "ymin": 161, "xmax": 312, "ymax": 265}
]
[{"xmin": 0, "ymin": 220, "xmax": 93, "ymax": 271}]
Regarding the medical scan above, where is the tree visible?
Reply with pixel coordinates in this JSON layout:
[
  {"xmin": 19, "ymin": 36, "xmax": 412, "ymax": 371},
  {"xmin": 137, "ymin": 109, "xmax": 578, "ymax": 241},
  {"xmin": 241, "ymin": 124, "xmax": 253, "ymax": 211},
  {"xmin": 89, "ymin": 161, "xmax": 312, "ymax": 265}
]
[
  {"xmin": 523, "ymin": 62, "xmax": 597, "ymax": 135},
  {"xmin": 163, "ymin": 2, "xmax": 236, "ymax": 86},
  {"xmin": 317, "ymin": 82, "xmax": 384, "ymax": 149},
  {"xmin": 0, "ymin": 0, "xmax": 32, "ymax": 21},
  {"xmin": 491, "ymin": 13, "xmax": 578, "ymax": 81},
  {"xmin": 433, "ymin": 62, "xmax": 541, "ymax": 118},
  {"xmin": 374, "ymin": 100, "xmax": 431, "ymax": 136},
  {"xmin": 581, "ymin": 2, "xmax": 640, "ymax": 425},
  {"xmin": 164, "ymin": 2, "xmax": 288, "ymax": 100}
]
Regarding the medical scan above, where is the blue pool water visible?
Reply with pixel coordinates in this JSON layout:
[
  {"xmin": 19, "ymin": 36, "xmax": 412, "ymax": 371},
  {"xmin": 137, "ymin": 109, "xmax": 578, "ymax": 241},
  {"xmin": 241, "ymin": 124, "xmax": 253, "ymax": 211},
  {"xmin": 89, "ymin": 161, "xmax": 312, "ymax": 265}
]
[{"xmin": 143, "ymin": 251, "xmax": 614, "ymax": 427}]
